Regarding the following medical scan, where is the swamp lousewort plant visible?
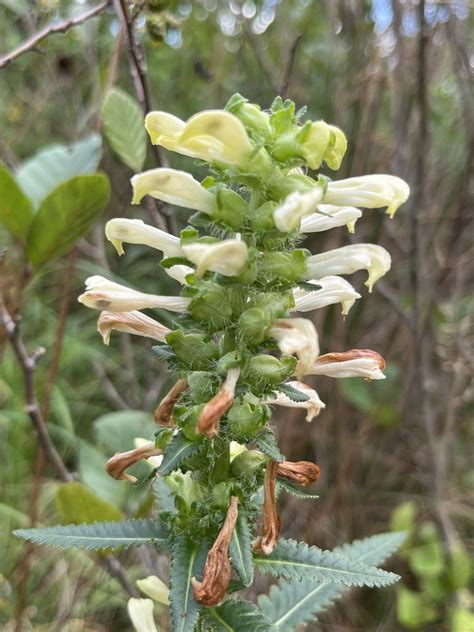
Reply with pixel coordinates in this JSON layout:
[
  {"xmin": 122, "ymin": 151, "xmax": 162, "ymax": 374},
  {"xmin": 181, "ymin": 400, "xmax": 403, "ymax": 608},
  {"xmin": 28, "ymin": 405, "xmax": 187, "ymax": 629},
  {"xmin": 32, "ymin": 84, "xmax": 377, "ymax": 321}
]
[{"xmin": 16, "ymin": 95, "xmax": 410, "ymax": 631}]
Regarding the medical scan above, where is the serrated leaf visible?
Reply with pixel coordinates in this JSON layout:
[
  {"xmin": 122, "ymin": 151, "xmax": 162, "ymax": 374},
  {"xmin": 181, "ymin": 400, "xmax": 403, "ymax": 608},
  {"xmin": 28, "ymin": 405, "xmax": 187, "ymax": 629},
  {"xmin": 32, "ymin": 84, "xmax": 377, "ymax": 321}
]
[
  {"xmin": 158, "ymin": 432, "xmax": 202, "ymax": 476},
  {"xmin": 151, "ymin": 345, "xmax": 177, "ymax": 361},
  {"xmin": 56, "ymin": 482, "xmax": 122, "ymax": 524},
  {"xmin": 254, "ymin": 537, "xmax": 400, "ymax": 587},
  {"xmin": 201, "ymin": 600, "xmax": 277, "ymax": 632},
  {"xmin": 276, "ymin": 383, "xmax": 310, "ymax": 402},
  {"xmin": 14, "ymin": 519, "xmax": 168, "ymax": 550},
  {"xmin": 258, "ymin": 532, "xmax": 406, "ymax": 631},
  {"xmin": 229, "ymin": 511, "xmax": 254, "ymax": 587},
  {"xmin": 16, "ymin": 134, "xmax": 102, "ymax": 207},
  {"xmin": 170, "ymin": 536, "xmax": 207, "ymax": 632},
  {"xmin": 26, "ymin": 174, "xmax": 110, "ymax": 269},
  {"xmin": 102, "ymin": 88, "xmax": 147, "ymax": 172},
  {"xmin": 277, "ymin": 479, "xmax": 319, "ymax": 500},
  {"xmin": 153, "ymin": 476, "xmax": 177, "ymax": 514},
  {"xmin": 0, "ymin": 165, "xmax": 33, "ymax": 241},
  {"xmin": 255, "ymin": 430, "xmax": 284, "ymax": 463}
]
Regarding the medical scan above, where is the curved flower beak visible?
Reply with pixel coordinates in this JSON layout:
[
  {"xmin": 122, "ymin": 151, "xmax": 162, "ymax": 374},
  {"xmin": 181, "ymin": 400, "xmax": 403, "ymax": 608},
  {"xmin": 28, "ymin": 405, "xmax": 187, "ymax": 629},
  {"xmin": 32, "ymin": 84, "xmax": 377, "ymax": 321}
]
[
  {"xmin": 292, "ymin": 276, "xmax": 361, "ymax": 316},
  {"xmin": 266, "ymin": 381, "xmax": 325, "ymax": 421},
  {"xmin": 269, "ymin": 318, "xmax": 319, "ymax": 378},
  {"xmin": 131, "ymin": 168, "xmax": 216, "ymax": 214},
  {"xmin": 305, "ymin": 244, "xmax": 391, "ymax": 292},
  {"xmin": 98, "ymin": 310, "xmax": 171, "ymax": 345},
  {"xmin": 300, "ymin": 120, "xmax": 331, "ymax": 170},
  {"xmin": 273, "ymin": 187, "xmax": 324, "ymax": 232},
  {"xmin": 324, "ymin": 125, "xmax": 348, "ymax": 170},
  {"xmin": 164, "ymin": 264, "xmax": 194, "ymax": 285},
  {"xmin": 106, "ymin": 441, "xmax": 162, "ymax": 483},
  {"xmin": 324, "ymin": 174, "xmax": 410, "ymax": 218},
  {"xmin": 300, "ymin": 204, "xmax": 362, "ymax": 234},
  {"xmin": 182, "ymin": 237, "xmax": 248, "ymax": 278},
  {"xmin": 127, "ymin": 598, "xmax": 158, "ymax": 632},
  {"xmin": 133, "ymin": 438, "xmax": 164, "ymax": 469},
  {"xmin": 105, "ymin": 218, "xmax": 183, "ymax": 257},
  {"xmin": 307, "ymin": 348, "xmax": 386, "ymax": 380},
  {"xmin": 136, "ymin": 575, "xmax": 169, "ymax": 606},
  {"xmin": 144, "ymin": 111, "xmax": 188, "ymax": 152},
  {"xmin": 78, "ymin": 275, "xmax": 190, "ymax": 312}
]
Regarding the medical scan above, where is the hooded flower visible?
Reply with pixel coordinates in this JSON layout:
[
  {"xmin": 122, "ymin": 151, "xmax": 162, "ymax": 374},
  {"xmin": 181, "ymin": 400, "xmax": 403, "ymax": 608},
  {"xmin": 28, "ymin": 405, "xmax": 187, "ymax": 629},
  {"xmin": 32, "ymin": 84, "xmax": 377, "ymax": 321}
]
[
  {"xmin": 197, "ymin": 367, "xmax": 240, "ymax": 438},
  {"xmin": 191, "ymin": 496, "xmax": 239, "ymax": 606},
  {"xmin": 277, "ymin": 460, "xmax": 321, "ymax": 485},
  {"xmin": 97, "ymin": 310, "xmax": 170, "ymax": 345},
  {"xmin": 292, "ymin": 276, "xmax": 361, "ymax": 316},
  {"xmin": 324, "ymin": 174, "xmax": 410, "ymax": 218},
  {"xmin": 127, "ymin": 598, "xmax": 157, "ymax": 632},
  {"xmin": 273, "ymin": 186, "xmax": 324, "ymax": 232},
  {"xmin": 105, "ymin": 218, "xmax": 183, "ymax": 258},
  {"xmin": 181, "ymin": 237, "xmax": 248, "ymax": 278},
  {"xmin": 307, "ymin": 348, "xmax": 386, "ymax": 380},
  {"xmin": 136, "ymin": 575, "xmax": 169, "ymax": 606},
  {"xmin": 78, "ymin": 276, "xmax": 190, "ymax": 312},
  {"xmin": 154, "ymin": 378, "xmax": 188, "ymax": 426},
  {"xmin": 300, "ymin": 204, "xmax": 362, "ymax": 234},
  {"xmin": 106, "ymin": 441, "xmax": 162, "ymax": 483},
  {"xmin": 253, "ymin": 460, "xmax": 280, "ymax": 555},
  {"xmin": 266, "ymin": 381, "xmax": 325, "ymax": 421},
  {"xmin": 304, "ymin": 244, "xmax": 391, "ymax": 291},
  {"xmin": 146, "ymin": 109, "xmax": 254, "ymax": 167},
  {"xmin": 269, "ymin": 318, "xmax": 319, "ymax": 378},
  {"xmin": 324, "ymin": 125, "xmax": 348, "ymax": 170},
  {"xmin": 131, "ymin": 168, "xmax": 216, "ymax": 213}
]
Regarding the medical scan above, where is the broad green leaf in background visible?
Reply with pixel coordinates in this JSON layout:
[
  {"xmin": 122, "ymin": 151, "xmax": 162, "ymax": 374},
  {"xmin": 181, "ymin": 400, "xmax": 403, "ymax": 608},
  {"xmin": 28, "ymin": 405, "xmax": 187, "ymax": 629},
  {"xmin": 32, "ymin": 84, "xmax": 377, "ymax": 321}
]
[
  {"xmin": 26, "ymin": 173, "xmax": 110, "ymax": 269},
  {"xmin": 170, "ymin": 537, "xmax": 207, "ymax": 632},
  {"xmin": 56, "ymin": 481, "xmax": 123, "ymax": 524},
  {"xmin": 94, "ymin": 410, "xmax": 156, "ymax": 455},
  {"xmin": 102, "ymin": 88, "xmax": 147, "ymax": 172},
  {"xmin": 0, "ymin": 165, "xmax": 33, "ymax": 241},
  {"xmin": 16, "ymin": 134, "xmax": 102, "ymax": 207}
]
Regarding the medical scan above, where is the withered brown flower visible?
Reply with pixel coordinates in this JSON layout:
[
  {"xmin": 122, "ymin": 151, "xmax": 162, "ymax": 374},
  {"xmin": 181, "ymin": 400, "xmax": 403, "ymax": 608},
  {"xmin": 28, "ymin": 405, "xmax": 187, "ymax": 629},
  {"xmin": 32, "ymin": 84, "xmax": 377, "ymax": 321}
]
[
  {"xmin": 154, "ymin": 378, "xmax": 188, "ymax": 426},
  {"xmin": 197, "ymin": 367, "xmax": 240, "ymax": 438},
  {"xmin": 277, "ymin": 460, "xmax": 320, "ymax": 486},
  {"xmin": 191, "ymin": 496, "xmax": 239, "ymax": 607},
  {"xmin": 106, "ymin": 441, "xmax": 161, "ymax": 483},
  {"xmin": 253, "ymin": 460, "xmax": 280, "ymax": 555}
]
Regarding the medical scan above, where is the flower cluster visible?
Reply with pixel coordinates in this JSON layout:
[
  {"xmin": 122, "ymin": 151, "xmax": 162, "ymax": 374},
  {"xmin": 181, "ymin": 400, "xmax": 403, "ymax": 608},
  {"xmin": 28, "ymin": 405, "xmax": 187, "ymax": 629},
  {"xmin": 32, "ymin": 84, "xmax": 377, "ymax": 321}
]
[{"xmin": 80, "ymin": 94, "xmax": 408, "ymax": 624}]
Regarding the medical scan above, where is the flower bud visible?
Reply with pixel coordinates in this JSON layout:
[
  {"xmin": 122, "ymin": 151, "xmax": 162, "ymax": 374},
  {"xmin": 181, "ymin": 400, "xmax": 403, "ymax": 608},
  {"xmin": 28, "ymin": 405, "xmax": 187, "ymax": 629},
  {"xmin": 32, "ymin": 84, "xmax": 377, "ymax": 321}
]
[
  {"xmin": 266, "ymin": 381, "xmax": 325, "ymax": 421},
  {"xmin": 246, "ymin": 354, "xmax": 297, "ymax": 387},
  {"xmin": 78, "ymin": 276, "xmax": 190, "ymax": 312},
  {"xmin": 225, "ymin": 93, "xmax": 272, "ymax": 139},
  {"xmin": 253, "ymin": 461, "xmax": 280, "ymax": 555},
  {"xmin": 106, "ymin": 441, "xmax": 161, "ymax": 483},
  {"xmin": 213, "ymin": 188, "xmax": 247, "ymax": 229},
  {"xmin": 277, "ymin": 460, "xmax": 321, "ymax": 486},
  {"xmin": 308, "ymin": 348, "xmax": 386, "ymax": 380},
  {"xmin": 166, "ymin": 470, "xmax": 204, "ymax": 506},
  {"xmin": 300, "ymin": 204, "xmax": 362, "ymax": 234},
  {"xmin": 165, "ymin": 330, "xmax": 219, "ymax": 370},
  {"xmin": 154, "ymin": 378, "xmax": 188, "ymax": 426},
  {"xmin": 304, "ymin": 244, "xmax": 391, "ymax": 292},
  {"xmin": 230, "ymin": 449, "xmax": 268, "ymax": 477},
  {"xmin": 211, "ymin": 481, "xmax": 233, "ymax": 508},
  {"xmin": 269, "ymin": 318, "xmax": 319, "ymax": 378},
  {"xmin": 97, "ymin": 310, "xmax": 170, "ymax": 345},
  {"xmin": 271, "ymin": 120, "xmax": 332, "ymax": 170},
  {"xmin": 227, "ymin": 398, "xmax": 270, "ymax": 438},
  {"xmin": 105, "ymin": 218, "xmax": 183, "ymax": 258},
  {"xmin": 187, "ymin": 371, "xmax": 219, "ymax": 404},
  {"xmin": 323, "ymin": 125, "xmax": 348, "ymax": 170},
  {"xmin": 259, "ymin": 249, "xmax": 310, "ymax": 285},
  {"xmin": 181, "ymin": 236, "xmax": 249, "ymax": 278},
  {"xmin": 324, "ymin": 174, "xmax": 410, "ymax": 218},
  {"xmin": 136, "ymin": 576, "xmax": 169, "ymax": 606},
  {"xmin": 127, "ymin": 598, "xmax": 157, "ymax": 632},
  {"xmin": 173, "ymin": 403, "xmax": 206, "ymax": 441},
  {"xmin": 187, "ymin": 281, "xmax": 233, "ymax": 329},
  {"xmin": 273, "ymin": 187, "xmax": 324, "ymax": 233},
  {"xmin": 131, "ymin": 168, "xmax": 216, "ymax": 213},
  {"xmin": 292, "ymin": 276, "xmax": 361, "ymax": 316}
]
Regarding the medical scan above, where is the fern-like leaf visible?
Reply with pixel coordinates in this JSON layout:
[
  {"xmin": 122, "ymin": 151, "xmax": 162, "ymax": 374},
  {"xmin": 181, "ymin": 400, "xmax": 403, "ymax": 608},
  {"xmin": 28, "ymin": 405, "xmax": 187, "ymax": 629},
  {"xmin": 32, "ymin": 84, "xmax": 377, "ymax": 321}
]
[
  {"xmin": 229, "ymin": 511, "xmax": 254, "ymax": 587},
  {"xmin": 158, "ymin": 431, "xmax": 201, "ymax": 475},
  {"xmin": 258, "ymin": 531, "xmax": 406, "ymax": 631},
  {"xmin": 201, "ymin": 599, "xmax": 277, "ymax": 632},
  {"xmin": 169, "ymin": 536, "xmax": 207, "ymax": 632},
  {"xmin": 255, "ymin": 430, "xmax": 285, "ymax": 462},
  {"xmin": 277, "ymin": 480, "xmax": 319, "ymax": 500},
  {"xmin": 14, "ymin": 519, "xmax": 168, "ymax": 550},
  {"xmin": 254, "ymin": 537, "xmax": 400, "ymax": 587}
]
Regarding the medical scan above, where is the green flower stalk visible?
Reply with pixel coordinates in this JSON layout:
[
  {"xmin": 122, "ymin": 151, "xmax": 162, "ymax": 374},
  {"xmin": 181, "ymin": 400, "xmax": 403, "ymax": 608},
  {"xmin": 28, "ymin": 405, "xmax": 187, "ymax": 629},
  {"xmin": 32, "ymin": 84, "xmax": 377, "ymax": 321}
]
[{"xmin": 15, "ymin": 95, "xmax": 409, "ymax": 632}]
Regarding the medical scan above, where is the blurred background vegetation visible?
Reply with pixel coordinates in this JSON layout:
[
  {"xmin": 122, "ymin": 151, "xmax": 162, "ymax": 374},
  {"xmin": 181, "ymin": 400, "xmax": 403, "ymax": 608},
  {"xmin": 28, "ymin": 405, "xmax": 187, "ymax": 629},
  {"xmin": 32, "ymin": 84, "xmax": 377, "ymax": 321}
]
[{"xmin": 0, "ymin": 0, "xmax": 472, "ymax": 630}]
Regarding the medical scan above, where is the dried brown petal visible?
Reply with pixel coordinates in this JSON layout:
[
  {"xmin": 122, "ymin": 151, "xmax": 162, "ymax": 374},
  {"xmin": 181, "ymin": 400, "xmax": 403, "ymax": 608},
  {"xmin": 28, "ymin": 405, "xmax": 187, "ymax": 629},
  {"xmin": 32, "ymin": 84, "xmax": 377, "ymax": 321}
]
[
  {"xmin": 98, "ymin": 310, "xmax": 170, "ymax": 345},
  {"xmin": 316, "ymin": 348, "xmax": 385, "ymax": 370},
  {"xmin": 253, "ymin": 461, "xmax": 281, "ymax": 555},
  {"xmin": 106, "ymin": 441, "xmax": 161, "ymax": 483},
  {"xmin": 191, "ymin": 496, "xmax": 239, "ymax": 607},
  {"xmin": 277, "ymin": 460, "xmax": 321, "ymax": 486},
  {"xmin": 197, "ymin": 367, "xmax": 240, "ymax": 439},
  {"xmin": 154, "ymin": 379, "xmax": 188, "ymax": 426}
]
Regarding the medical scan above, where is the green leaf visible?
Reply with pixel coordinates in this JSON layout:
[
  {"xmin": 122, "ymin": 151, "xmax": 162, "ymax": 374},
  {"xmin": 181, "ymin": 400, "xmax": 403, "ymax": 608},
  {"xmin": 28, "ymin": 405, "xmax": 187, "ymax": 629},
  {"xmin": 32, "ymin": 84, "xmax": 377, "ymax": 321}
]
[
  {"xmin": 94, "ymin": 410, "xmax": 156, "ymax": 455},
  {"xmin": 102, "ymin": 88, "xmax": 147, "ymax": 172},
  {"xmin": 153, "ymin": 476, "xmax": 177, "ymax": 514},
  {"xmin": 158, "ymin": 431, "xmax": 202, "ymax": 476},
  {"xmin": 0, "ymin": 165, "xmax": 33, "ymax": 241},
  {"xmin": 277, "ymin": 479, "xmax": 319, "ymax": 500},
  {"xmin": 56, "ymin": 482, "xmax": 123, "ymax": 524},
  {"xmin": 26, "ymin": 173, "xmax": 110, "ymax": 269},
  {"xmin": 396, "ymin": 586, "xmax": 438, "ymax": 629},
  {"xmin": 255, "ymin": 430, "xmax": 285, "ymax": 463},
  {"xmin": 275, "ymin": 382, "xmax": 310, "ymax": 402},
  {"xmin": 258, "ymin": 531, "xmax": 406, "ymax": 631},
  {"xmin": 201, "ymin": 600, "xmax": 277, "ymax": 632},
  {"xmin": 169, "ymin": 536, "xmax": 207, "ymax": 632},
  {"xmin": 229, "ymin": 511, "xmax": 254, "ymax": 586},
  {"xmin": 14, "ymin": 519, "xmax": 168, "ymax": 550},
  {"xmin": 254, "ymin": 537, "xmax": 400, "ymax": 587},
  {"xmin": 16, "ymin": 134, "xmax": 102, "ymax": 207}
]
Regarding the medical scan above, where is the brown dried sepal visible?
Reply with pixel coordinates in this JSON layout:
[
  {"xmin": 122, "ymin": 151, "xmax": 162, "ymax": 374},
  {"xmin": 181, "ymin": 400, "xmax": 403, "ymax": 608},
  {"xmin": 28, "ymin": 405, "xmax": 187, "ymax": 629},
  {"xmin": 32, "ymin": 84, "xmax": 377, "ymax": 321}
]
[
  {"xmin": 197, "ymin": 389, "xmax": 234, "ymax": 439},
  {"xmin": 277, "ymin": 460, "xmax": 321, "ymax": 486},
  {"xmin": 154, "ymin": 378, "xmax": 188, "ymax": 426},
  {"xmin": 316, "ymin": 349, "xmax": 385, "ymax": 370},
  {"xmin": 105, "ymin": 441, "xmax": 161, "ymax": 483},
  {"xmin": 253, "ymin": 460, "xmax": 281, "ymax": 556},
  {"xmin": 191, "ymin": 496, "xmax": 239, "ymax": 607}
]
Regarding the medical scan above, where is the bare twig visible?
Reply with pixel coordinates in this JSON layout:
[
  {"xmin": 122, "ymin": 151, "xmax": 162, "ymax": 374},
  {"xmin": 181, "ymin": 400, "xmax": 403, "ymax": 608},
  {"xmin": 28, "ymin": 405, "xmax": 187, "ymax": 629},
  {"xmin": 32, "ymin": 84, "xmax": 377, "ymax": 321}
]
[
  {"xmin": 280, "ymin": 33, "xmax": 303, "ymax": 98},
  {"xmin": 0, "ymin": 1, "xmax": 110, "ymax": 69}
]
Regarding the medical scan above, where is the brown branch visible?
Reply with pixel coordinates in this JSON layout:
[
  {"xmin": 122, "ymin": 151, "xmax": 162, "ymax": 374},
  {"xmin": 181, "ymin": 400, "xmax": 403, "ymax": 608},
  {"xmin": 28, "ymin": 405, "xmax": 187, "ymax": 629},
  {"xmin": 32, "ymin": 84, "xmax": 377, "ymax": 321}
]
[
  {"xmin": 0, "ymin": 1, "xmax": 110, "ymax": 69},
  {"xmin": 280, "ymin": 33, "xmax": 303, "ymax": 98}
]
